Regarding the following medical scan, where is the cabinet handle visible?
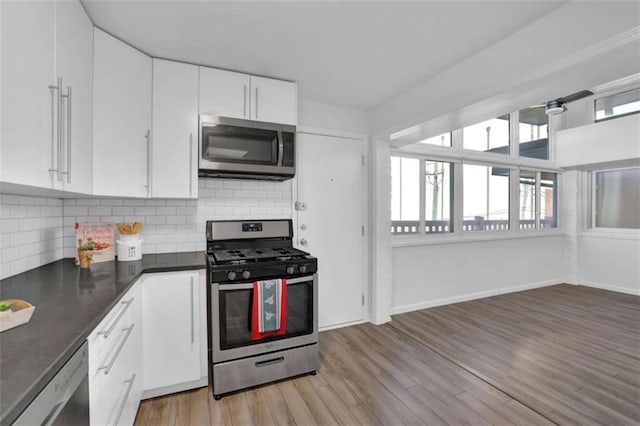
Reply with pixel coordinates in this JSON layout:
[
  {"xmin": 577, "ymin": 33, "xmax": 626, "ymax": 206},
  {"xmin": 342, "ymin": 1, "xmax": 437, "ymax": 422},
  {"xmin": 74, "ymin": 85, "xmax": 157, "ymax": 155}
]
[
  {"xmin": 57, "ymin": 77, "xmax": 64, "ymax": 182},
  {"xmin": 98, "ymin": 324, "xmax": 134, "ymax": 375},
  {"xmin": 243, "ymin": 84, "xmax": 247, "ymax": 118},
  {"xmin": 48, "ymin": 78, "xmax": 61, "ymax": 181},
  {"xmin": 190, "ymin": 276, "xmax": 194, "ymax": 344},
  {"xmin": 98, "ymin": 298, "xmax": 133, "ymax": 339},
  {"xmin": 144, "ymin": 129, "xmax": 151, "ymax": 196},
  {"xmin": 189, "ymin": 133, "xmax": 193, "ymax": 197},
  {"xmin": 66, "ymin": 86, "xmax": 72, "ymax": 183},
  {"xmin": 113, "ymin": 374, "xmax": 136, "ymax": 426},
  {"xmin": 255, "ymin": 86, "xmax": 259, "ymax": 119}
]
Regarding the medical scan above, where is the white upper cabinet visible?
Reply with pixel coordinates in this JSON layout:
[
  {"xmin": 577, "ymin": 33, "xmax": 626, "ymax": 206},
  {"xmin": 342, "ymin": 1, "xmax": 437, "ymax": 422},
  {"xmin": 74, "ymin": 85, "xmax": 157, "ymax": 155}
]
[
  {"xmin": 199, "ymin": 66, "xmax": 297, "ymax": 125},
  {"xmin": 250, "ymin": 76, "xmax": 297, "ymax": 126},
  {"xmin": 93, "ymin": 28, "xmax": 152, "ymax": 197},
  {"xmin": 1, "ymin": 0, "xmax": 92, "ymax": 192},
  {"xmin": 199, "ymin": 67, "xmax": 251, "ymax": 120},
  {"xmin": 151, "ymin": 59, "xmax": 199, "ymax": 198},
  {"xmin": 55, "ymin": 0, "xmax": 94, "ymax": 194}
]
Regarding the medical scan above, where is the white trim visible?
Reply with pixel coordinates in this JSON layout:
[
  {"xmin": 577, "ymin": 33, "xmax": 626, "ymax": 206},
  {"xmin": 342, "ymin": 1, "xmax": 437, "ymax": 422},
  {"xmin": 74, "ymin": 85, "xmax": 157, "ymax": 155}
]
[
  {"xmin": 319, "ymin": 319, "xmax": 367, "ymax": 332},
  {"xmin": 390, "ymin": 279, "xmax": 563, "ymax": 315},
  {"xmin": 579, "ymin": 230, "xmax": 640, "ymax": 240},
  {"xmin": 577, "ymin": 281, "xmax": 640, "ymax": 296},
  {"xmin": 392, "ymin": 228, "xmax": 563, "ymax": 248},
  {"xmin": 296, "ymin": 126, "xmax": 366, "ymax": 141}
]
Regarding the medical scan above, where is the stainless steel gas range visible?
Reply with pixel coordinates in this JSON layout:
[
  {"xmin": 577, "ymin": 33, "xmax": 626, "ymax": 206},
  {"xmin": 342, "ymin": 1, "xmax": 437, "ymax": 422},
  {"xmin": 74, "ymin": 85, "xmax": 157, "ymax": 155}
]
[{"xmin": 206, "ymin": 219, "xmax": 319, "ymax": 399}]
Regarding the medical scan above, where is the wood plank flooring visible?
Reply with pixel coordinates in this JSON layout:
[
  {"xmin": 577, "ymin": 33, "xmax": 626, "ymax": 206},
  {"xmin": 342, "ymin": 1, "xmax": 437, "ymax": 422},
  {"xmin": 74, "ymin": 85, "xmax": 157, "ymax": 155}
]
[{"xmin": 134, "ymin": 284, "xmax": 640, "ymax": 425}]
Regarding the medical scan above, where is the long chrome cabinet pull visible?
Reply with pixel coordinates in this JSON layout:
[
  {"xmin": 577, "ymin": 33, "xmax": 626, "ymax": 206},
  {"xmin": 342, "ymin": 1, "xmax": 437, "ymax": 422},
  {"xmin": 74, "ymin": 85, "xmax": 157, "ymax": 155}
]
[
  {"xmin": 144, "ymin": 129, "xmax": 151, "ymax": 196},
  {"xmin": 190, "ymin": 276, "xmax": 195, "ymax": 344},
  {"xmin": 98, "ymin": 324, "xmax": 134, "ymax": 375},
  {"xmin": 189, "ymin": 133, "xmax": 193, "ymax": 197},
  {"xmin": 57, "ymin": 77, "xmax": 63, "ymax": 181},
  {"xmin": 97, "ymin": 298, "xmax": 133, "ymax": 339},
  {"xmin": 255, "ymin": 87, "xmax": 259, "ymax": 119},
  {"xmin": 243, "ymin": 84, "xmax": 247, "ymax": 118},
  {"xmin": 66, "ymin": 86, "xmax": 72, "ymax": 183},
  {"xmin": 113, "ymin": 374, "xmax": 136, "ymax": 426},
  {"xmin": 48, "ymin": 78, "xmax": 61, "ymax": 180}
]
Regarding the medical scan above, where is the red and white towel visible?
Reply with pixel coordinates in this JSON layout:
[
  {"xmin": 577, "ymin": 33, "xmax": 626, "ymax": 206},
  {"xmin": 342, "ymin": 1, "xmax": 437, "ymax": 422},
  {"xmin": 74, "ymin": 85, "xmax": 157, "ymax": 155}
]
[{"xmin": 251, "ymin": 278, "xmax": 287, "ymax": 340}]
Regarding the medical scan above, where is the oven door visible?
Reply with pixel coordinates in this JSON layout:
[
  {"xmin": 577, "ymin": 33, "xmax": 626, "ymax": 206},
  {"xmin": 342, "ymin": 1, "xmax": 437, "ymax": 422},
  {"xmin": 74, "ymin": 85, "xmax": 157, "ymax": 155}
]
[{"xmin": 211, "ymin": 275, "xmax": 318, "ymax": 363}]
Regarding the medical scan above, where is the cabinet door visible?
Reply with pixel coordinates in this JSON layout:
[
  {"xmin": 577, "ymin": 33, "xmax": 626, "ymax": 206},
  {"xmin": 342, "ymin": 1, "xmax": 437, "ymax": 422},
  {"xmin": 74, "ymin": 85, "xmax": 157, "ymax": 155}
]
[
  {"xmin": 142, "ymin": 271, "xmax": 202, "ymax": 391},
  {"xmin": 152, "ymin": 59, "xmax": 198, "ymax": 198},
  {"xmin": 199, "ymin": 66, "xmax": 250, "ymax": 119},
  {"xmin": 250, "ymin": 76, "xmax": 297, "ymax": 125},
  {"xmin": 55, "ymin": 0, "xmax": 93, "ymax": 194},
  {"xmin": 1, "ymin": 1, "xmax": 57, "ymax": 188},
  {"xmin": 93, "ymin": 28, "xmax": 152, "ymax": 197}
]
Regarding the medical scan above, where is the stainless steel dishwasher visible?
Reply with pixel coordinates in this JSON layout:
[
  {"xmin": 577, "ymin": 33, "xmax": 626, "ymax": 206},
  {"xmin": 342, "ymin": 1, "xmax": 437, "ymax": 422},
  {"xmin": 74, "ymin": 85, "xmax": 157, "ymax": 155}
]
[{"xmin": 14, "ymin": 341, "xmax": 89, "ymax": 425}]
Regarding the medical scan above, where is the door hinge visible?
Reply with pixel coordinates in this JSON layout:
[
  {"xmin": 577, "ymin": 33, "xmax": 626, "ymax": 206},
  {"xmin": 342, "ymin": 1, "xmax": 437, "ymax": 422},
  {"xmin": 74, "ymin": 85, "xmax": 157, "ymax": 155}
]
[
  {"xmin": 362, "ymin": 294, "xmax": 365, "ymax": 305},
  {"xmin": 361, "ymin": 155, "xmax": 365, "ymax": 166},
  {"xmin": 361, "ymin": 225, "xmax": 365, "ymax": 236}
]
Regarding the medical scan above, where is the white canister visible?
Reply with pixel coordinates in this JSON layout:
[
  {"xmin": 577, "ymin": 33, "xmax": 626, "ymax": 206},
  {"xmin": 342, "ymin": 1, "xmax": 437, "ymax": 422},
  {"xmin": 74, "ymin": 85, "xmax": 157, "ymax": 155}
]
[{"xmin": 116, "ymin": 235, "xmax": 143, "ymax": 261}]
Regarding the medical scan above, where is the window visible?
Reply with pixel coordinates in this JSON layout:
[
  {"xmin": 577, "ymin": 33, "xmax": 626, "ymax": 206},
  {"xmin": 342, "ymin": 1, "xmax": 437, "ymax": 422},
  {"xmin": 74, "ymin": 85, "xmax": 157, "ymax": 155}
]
[
  {"xmin": 418, "ymin": 132, "xmax": 451, "ymax": 147},
  {"xmin": 425, "ymin": 161, "xmax": 452, "ymax": 233},
  {"xmin": 519, "ymin": 170, "xmax": 536, "ymax": 229},
  {"xmin": 540, "ymin": 172, "xmax": 557, "ymax": 228},
  {"xmin": 595, "ymin": 88, "xmax": 640, "ymax": 122},
  {"xmin": 594, "ymin": 167, "xmax": 640, "ymax": 229},
  {"xmin": 463, "ymin": 164, "xmax": 510, "ymax": 231},
  {"xmin": 518, "ymin": 106, "xmax": 549, "ymax": 160},
  {"xmin": 463, "ymin": 115, "xmax": 510, "ymax": 154},
  {"xmin": 391, "ymin": 157, "xmax": 420, "ymax": 234}
]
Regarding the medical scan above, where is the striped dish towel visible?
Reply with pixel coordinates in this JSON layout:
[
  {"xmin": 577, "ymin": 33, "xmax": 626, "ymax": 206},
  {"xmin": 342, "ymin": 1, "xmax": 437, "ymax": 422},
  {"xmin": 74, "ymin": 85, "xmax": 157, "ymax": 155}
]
[{"xmin": 251, "ymin": 278, "xmax": 287, "ymax": 340}]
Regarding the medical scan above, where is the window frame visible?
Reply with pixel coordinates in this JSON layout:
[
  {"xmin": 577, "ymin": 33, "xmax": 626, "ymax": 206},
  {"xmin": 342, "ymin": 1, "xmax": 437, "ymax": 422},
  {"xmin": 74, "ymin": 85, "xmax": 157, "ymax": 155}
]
[
  {"xmin": 588, "ymin": 166, "xmax": 640, "ymax": 232},
  {"xmin": 594, "ymin": 87, "xmax": 640, "ymax": 123},
  {"xmin": 391, "ymin": 109, "xmax": 562, "ymax": 244}
]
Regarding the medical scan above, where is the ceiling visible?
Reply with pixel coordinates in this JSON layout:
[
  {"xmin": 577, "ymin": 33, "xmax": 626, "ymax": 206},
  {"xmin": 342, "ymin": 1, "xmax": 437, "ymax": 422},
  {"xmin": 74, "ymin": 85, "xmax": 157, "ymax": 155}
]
[{"xmin": 81, "ymin": 1, "xmax": 567, "ymax": 110}]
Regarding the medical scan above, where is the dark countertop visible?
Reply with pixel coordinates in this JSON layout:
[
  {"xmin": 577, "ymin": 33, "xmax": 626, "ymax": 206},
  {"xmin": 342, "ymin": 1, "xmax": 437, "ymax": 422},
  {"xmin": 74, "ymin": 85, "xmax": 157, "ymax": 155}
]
[{"xmin": 0, "ymin": 252, "xmax": 207, "ymax": 426}]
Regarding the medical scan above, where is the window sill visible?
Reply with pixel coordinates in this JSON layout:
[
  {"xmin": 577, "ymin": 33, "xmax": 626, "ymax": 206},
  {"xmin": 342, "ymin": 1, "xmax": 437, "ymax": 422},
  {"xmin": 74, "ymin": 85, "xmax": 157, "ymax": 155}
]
[
  {"xmin": 391, "ymin": 228, "xmax": 564, "ymax": 248},
  {"xmin": 579, "ymin": 229, "xmax": 640, "ymax": 240}
]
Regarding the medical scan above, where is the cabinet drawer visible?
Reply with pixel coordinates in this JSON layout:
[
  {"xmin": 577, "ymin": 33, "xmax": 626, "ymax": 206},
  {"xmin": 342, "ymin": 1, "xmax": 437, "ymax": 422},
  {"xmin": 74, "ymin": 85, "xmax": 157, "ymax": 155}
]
[{"xmin": 213, "ymin": 344, "xmax": 318, "ymax": 395}]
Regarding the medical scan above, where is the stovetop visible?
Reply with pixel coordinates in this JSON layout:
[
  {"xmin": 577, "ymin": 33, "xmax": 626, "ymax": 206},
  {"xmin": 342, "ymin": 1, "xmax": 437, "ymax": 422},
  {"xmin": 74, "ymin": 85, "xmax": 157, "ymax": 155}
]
[
  {"xmin": 211, "ymin": 247, "xmax": 308, "ymax": 263},
  {"xmin": 206, "ymin": 219, "xmax": 317, "ymax": 283}
]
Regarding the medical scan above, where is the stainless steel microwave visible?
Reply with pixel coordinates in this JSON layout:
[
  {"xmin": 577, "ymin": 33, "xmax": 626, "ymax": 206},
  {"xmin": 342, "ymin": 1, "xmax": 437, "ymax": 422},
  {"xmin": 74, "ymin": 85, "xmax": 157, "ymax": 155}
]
[{"xmin": 199, "ymin": 116, "xmax": 295, "ymax": 181}]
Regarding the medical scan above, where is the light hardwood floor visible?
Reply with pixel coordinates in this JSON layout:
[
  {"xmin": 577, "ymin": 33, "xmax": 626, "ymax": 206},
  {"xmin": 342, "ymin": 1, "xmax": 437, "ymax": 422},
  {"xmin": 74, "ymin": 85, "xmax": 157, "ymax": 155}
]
[{"xmin": 134, "ymin": 284, "xmax": 640, "ymax": 425}]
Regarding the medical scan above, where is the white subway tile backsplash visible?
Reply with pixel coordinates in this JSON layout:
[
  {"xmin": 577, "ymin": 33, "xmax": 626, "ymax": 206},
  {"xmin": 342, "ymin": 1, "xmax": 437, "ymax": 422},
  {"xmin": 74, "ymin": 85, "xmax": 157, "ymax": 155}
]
[
  {"xmin": 3, "ymin": 178, "xmax": 292, "ymax": 279},
  {"xmin": 1, "ymin": 194, "xmax": 64, "ymax": 279}
]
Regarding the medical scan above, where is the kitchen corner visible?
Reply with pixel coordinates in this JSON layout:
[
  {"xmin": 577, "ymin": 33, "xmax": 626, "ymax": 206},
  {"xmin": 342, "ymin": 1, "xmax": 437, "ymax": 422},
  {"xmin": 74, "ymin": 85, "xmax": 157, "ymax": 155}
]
[{"xmin": 0, "ymin": 252, "xmax": 206, "ymax": 426}]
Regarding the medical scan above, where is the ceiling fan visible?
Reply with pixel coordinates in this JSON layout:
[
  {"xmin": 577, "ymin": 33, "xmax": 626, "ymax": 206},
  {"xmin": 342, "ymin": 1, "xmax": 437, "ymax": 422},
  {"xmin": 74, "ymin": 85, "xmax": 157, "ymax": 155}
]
[{"xmin": 543, "ymin": 89, "xmax": 594, "ymax": 115}]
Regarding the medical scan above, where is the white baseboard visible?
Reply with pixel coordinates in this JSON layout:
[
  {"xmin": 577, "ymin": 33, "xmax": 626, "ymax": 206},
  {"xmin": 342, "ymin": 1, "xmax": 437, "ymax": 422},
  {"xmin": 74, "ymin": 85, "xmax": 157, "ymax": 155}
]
[
  {"xmin": 578, "ymin": 280, "xmax": 640, "ymax": 296},
  {"xmin": 319, "ymin": 318, "xmax": 367, "ymax": 332},
  {"xmin": 390, "ymin": 279, "xmax": 564, "ymax": 315}
]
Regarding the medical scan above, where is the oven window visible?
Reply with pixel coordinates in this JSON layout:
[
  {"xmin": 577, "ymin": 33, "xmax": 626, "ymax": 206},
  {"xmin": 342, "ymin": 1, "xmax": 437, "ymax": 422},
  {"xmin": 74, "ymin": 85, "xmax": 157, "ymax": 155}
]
[
  {"xmin": 219, "ymin": 281, "xmax": 313, "ymax": 350},
  {"xmin": 202, "ymin": 125, "xmax": 278, "ymax": 165}
]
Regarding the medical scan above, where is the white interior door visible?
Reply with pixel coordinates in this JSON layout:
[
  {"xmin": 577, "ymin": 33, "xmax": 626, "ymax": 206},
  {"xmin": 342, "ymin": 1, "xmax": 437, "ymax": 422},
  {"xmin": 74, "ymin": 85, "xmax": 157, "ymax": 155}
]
[{"xmin": 296, "ymin": 133, "xmax": 365, "ymax": 329}]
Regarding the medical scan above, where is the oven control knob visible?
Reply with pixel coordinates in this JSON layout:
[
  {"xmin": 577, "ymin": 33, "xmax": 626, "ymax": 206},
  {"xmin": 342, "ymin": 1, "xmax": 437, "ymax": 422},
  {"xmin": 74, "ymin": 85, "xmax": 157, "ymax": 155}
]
[
  {"xmin": 242, "ymin": 270, "xmax": 251, "ymax": 279},
  {"xmin": 299, "ymin": 264, "xmax": 308, "ymax": 273},
  {"xmin": 227, "ymin": 271, "xmax": 237, "ymax": 280},
  {"xmin": 286, "ymin": 266, "xmax": 295, "ymax": 274}
]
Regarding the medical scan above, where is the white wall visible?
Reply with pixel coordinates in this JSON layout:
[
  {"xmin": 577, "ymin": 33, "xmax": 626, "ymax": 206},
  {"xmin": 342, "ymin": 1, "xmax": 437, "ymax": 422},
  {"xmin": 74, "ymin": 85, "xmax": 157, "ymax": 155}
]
[
  {"xmin": 577, "ymin": 235, "xmax": 640, "ymax": 295},
  {"xmin": 0, "ymin": 194, "xmax": 63, "ymax": 279},
  {"xmin": 391, "ymin": 235, "xmax": 564, "ymax": 314},
  {"xmin": 298, "ymin": 99, "xmax": 369, "ymax": 135}
]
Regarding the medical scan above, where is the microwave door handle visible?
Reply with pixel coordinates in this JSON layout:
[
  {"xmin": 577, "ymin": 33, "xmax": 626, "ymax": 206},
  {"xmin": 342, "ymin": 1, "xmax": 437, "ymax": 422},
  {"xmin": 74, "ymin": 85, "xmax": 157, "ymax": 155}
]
[{"xmin": 277, "ymin": 130, "xmax": 284, "ymax": 167}]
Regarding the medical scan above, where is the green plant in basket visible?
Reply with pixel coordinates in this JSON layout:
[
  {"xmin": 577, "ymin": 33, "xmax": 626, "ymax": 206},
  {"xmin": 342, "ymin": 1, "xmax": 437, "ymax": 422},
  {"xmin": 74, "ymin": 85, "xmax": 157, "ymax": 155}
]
[{"xmin": 78, "ymin": 237, "xmax": 96, "ymax": 251}]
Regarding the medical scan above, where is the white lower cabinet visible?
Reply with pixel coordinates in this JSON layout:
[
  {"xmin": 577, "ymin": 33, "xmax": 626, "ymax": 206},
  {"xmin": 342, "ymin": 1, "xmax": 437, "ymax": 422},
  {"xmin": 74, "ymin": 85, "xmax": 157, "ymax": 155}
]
[
  {"xmin": 88, "ymin": 270, "xmax": 206, "ymax": 424},
  {"xmin": 88, "ymin": 281, "xmax": 142, "ymax": 426},
  {"xmin": 141, "ymin": 270, "xmax": 208, "ymax": 398}
]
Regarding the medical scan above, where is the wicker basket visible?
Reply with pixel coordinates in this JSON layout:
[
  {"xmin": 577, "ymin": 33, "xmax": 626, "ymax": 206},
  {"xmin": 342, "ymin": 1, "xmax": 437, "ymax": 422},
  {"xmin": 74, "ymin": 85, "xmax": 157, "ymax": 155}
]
[{"xmin": 0, "ymin": 299, "xmax": 35, "ymax": 332}]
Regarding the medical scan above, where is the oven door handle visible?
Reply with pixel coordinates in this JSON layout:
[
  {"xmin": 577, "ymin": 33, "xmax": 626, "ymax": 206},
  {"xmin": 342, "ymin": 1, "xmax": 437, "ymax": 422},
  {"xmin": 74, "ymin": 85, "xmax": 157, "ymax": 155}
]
[{"xmin": 217, "ymin": 275, "xmax": 314, "ymax": 290}]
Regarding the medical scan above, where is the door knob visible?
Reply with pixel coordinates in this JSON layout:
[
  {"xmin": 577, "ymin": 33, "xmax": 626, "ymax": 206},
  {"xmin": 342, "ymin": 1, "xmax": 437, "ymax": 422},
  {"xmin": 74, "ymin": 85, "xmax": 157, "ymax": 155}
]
[{"xmin": 300, "ymin": 238, "xmax": 308, "ymax": 246}]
